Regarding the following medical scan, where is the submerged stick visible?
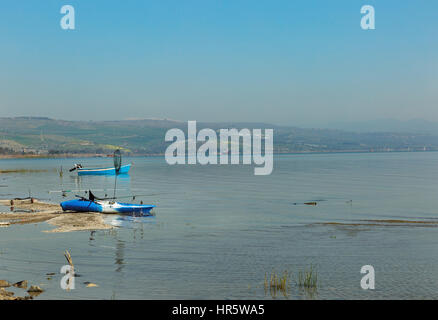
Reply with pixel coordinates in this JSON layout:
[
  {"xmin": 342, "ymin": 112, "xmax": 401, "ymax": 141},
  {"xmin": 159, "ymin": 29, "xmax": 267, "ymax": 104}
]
[{"xmin": 64, "ymin": 250, "xmax": 74, "ymax": 269}]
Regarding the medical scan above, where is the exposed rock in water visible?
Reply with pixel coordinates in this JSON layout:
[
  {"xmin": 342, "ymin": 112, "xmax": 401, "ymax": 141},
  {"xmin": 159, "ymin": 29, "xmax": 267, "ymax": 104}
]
[
  {"xmin": 27, "ymin": 285, "xmax": 44, "ymax": 293},
  {"xmin": 0, "ymin": 280, "xmax": 39, "ymax": 300},
  {"xmin": 0, "ymin": 288, "xmax": 14, "ymax": 296},
  {"xmin": 0, "ymin": 280, "xmax": 11, "ymax": 288},
  {"xmin": 27, "ymin": 292, "xmax": 42, "ymax": 298},
  {"xmin": 86, "ymin": 283, "xmax": 98, "ymax": 288},
  {"xmin": 0, "ymin": 288, "xmax": 17, "ymax": 300},
  {"xmin": 13, "ymin": 280, "xmax": 28, "ymax": 289},
  {"xmin": 16, "ymin": 295, "xmax": 33, "ymax": 300}
]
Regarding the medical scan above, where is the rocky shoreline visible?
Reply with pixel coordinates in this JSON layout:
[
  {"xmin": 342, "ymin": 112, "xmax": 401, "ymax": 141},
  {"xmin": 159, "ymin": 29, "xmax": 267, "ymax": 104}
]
[
  {"xmin": 0, "ymin": 280, "xmax": 44, "ymax": 300},
  {"xmin": 0, "ymin": 199, "xmax": 112, "ymax": 300}
]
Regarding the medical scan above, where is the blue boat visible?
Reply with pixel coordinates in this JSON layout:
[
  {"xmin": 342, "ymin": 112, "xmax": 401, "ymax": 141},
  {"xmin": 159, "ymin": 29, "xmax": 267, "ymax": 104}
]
[
  {"xmin": 76, "ymin": 163, "xmax": 131, "ymax": 176},
  {"xmin": 60, "ymin": 198, "xmax": 155, "ymax": 215},
  {"xmin": 62, "ymin": 151, "xmax": 151, "ymax": 215}
]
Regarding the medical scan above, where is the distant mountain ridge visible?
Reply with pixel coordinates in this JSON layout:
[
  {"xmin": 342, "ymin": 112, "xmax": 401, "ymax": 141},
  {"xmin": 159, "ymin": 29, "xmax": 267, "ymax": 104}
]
[
  {"xmin": 323, "ymin": 119, "xmax": 438, "ymax": 134},
  {"xmin": 1, "ymin": 117, "xmax": 438, "ymax": 155}
]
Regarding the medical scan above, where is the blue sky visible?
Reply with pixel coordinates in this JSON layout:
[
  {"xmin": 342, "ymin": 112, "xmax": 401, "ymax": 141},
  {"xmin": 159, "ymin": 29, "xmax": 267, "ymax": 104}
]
[{"xmin": 0, "ymin": 0, "xmax": 437, "ymax": 126}]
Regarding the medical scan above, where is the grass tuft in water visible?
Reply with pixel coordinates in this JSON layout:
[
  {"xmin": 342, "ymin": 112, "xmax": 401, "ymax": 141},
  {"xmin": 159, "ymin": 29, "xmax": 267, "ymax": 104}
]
[
  {"xmin": 297, "ymin": 264, "xmax": 318, "ymax": 289},
  {"xmin": 264, "ymin": 270, "xmax": 290, "ymax": 298}
]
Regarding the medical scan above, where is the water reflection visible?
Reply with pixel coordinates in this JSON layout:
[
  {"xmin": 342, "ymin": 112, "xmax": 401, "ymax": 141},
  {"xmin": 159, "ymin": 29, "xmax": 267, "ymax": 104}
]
[
  {"xmin": 115, "ymin": 236, "xmax": 125, "ymax": 273},
  {"xmin": 89, "ymin": 231, "xmax": 96, "ymax": 243},
  {"xmin": 70, "ymin": 175, "xmax": 83, "ymax": 191},
  {"xmin": 106, "ymin": 214, "xmax": 155, "ymax": 228},
  {"xmin": 104, "ymin": 215, "xmax": 154, "ymax": 275}
]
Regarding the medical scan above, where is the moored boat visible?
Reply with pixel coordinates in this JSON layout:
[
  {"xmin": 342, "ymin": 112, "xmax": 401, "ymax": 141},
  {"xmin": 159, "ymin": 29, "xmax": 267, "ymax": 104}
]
[
  {"xmin": 60, "ymin": 198, "xmax": 155, "ymax": 215},
  {"xmin": 76, "ymin": 163, "xmax": 131, "ymax": 176},
  {"xmin": 69, "ymin": 149, "xmax": 131, "ymax": 175}
]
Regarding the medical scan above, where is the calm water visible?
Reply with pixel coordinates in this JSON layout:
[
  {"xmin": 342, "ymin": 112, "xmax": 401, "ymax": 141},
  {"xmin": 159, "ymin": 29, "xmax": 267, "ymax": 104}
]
[{"xmin": 1, "ymin": 152, "xmax": 438, "ymax": 299}]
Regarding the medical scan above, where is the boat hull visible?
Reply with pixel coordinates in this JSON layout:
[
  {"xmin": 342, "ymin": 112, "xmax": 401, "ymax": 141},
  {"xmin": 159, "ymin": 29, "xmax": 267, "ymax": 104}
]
[
  {"xmin": 60, "ymin": 199, "xmax": 155, "ymax": 215},
  {"xmin": 77, "ymin": 164, "xmax": 131, "ymax": 176}
]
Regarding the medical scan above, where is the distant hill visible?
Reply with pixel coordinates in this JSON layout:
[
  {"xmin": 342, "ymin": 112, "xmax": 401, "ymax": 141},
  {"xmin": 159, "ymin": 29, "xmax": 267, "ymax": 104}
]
[
  {"xmin": 0, "ymin": 117, "xmax": 438, "ymax": 155},
  {"xmin": 323, "ymin": 119, "xmax": 438, "ymax": 134}
]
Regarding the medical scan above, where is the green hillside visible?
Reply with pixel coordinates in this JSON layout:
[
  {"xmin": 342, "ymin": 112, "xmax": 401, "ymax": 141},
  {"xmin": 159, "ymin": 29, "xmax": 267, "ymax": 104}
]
[{"xmin": 1, "ymin": 117, "xmax": 438, "ymax": 155}]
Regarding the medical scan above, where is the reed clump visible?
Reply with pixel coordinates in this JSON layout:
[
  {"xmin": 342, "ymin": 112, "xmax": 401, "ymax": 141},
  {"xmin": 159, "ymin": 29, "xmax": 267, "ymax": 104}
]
[
  {"xmin": 263, "ymin": 265, "xmax": 319, "ymax": 299},
  {"xmin": 264, "ymin": 270, "xmax": 290, "ymax": 298},
  {"xmin": 297, "ymin": 264, "xmax": 318, "ymax": 289}
]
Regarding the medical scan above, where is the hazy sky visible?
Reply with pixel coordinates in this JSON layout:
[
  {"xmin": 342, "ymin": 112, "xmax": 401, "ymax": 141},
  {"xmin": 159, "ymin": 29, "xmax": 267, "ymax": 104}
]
[{"xmin": 1, "ymin": 0, "xmax": 437, "ymax": 126}]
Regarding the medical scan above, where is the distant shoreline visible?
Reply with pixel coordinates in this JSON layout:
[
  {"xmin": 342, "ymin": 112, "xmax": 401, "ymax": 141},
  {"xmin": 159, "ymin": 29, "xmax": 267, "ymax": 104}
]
[
  {"xmin": 0, "ymin": 153, "xmax": 110, "ymax": 159},
  {"xmin": 0, "ymin": 153, "xmax": 165, "ymax": 159},
  {"xmin": 0, "ymin": 149, "xmax": 435, "ymax": 160}
]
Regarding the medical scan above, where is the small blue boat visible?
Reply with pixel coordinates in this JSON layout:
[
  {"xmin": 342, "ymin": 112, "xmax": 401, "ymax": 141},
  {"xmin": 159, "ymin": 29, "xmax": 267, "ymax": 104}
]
[
  {"xmin": 76, "ymin": 163, "xmax": 131, "ymax": 176},
  {"xmin": 60, "ymin": 198, "xmax": 155, "ymax": 215},
  {"xmin": 69, "ymin": 150, "xmax": 131, "ymax": 176}
]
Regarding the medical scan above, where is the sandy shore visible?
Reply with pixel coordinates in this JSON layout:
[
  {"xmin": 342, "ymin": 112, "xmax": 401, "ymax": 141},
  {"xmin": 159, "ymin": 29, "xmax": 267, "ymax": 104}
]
[{"xmin": 0, "ymin": 199, "xmax": 113, "ymax": 232}]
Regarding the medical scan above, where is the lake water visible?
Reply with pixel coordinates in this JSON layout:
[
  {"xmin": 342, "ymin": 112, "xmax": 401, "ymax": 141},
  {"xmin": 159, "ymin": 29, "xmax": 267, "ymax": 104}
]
[{"xmin": 1, "ymin": 152, "xmax": 438, "ymax": 299}]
